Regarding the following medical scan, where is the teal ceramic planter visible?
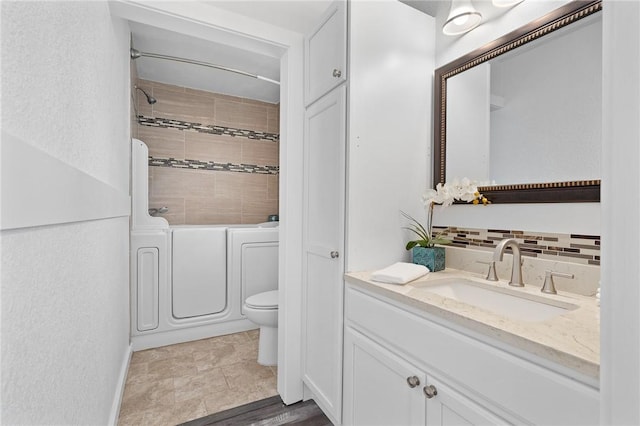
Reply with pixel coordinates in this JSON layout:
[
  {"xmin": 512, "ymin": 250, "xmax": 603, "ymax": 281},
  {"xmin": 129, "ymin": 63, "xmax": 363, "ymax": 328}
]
[{"xmin": 412, "ymin": 246, "xmax": 445, "ymax": 272}]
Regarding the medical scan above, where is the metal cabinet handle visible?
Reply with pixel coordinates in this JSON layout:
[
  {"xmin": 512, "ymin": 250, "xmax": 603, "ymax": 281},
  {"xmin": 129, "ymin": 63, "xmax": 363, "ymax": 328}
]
[
  {"xmin": 333, "ymin": 69, "xmax": 342, "ymax": 78},
  {"xmin": 330, "ymin": 251, "xmax": 340, "ymax": 259},
  {"xmin": 541, "ymin": 270, "xmax": 574, "ymax": 294},
  {"xmin": 423, "ymin": 384, "xmax": 438, "ymax": 399},
  {"xmin": 406, "ymin": 376, "xmax": 421, "ymax": 388}
]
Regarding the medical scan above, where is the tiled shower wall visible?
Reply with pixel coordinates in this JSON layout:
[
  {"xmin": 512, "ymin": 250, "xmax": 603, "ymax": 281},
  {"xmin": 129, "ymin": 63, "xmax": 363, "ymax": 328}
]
[{"xmin": 134, "ymin": 79, "xmax": 279, "ymax": 225}]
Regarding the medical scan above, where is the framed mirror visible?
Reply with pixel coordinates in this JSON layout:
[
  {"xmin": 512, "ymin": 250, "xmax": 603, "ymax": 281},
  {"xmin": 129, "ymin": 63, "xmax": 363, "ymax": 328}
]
[{"xmin": 434, "ymin": 0, "xmax": 602, "ymax": 203}]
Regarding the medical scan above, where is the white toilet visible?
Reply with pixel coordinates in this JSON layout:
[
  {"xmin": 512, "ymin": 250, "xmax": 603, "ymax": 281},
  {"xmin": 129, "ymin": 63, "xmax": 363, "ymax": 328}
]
[{"xmin": 244, "ymin": 290, "xmax": 279, "ymax": 366}]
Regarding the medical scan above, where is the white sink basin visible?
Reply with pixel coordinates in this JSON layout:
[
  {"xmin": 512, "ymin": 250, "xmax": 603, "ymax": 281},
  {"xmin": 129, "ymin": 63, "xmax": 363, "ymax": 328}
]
[{"xmin": 410, "ymin": 277, "xmax": 578, "ymax": 322}]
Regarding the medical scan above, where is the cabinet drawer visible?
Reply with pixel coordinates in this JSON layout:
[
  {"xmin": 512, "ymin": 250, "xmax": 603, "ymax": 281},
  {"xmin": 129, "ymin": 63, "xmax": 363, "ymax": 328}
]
[{"xmin": 345, "ymin": 285, "xmax": 599, "ymax": 425}]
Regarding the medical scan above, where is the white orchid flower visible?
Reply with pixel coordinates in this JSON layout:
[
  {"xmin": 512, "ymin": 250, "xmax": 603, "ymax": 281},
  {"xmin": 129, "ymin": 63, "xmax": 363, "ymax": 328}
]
[
  {"xmin": 407, "ymin": 177, "xmax": 489, "ymax": 251},
  {"xmin": 423, "ymin": 177, "xmax": 484, "ymax": 208},
  {"xmin": 422, "ymin": 189, "xmax": 438, "ymax": 207}
]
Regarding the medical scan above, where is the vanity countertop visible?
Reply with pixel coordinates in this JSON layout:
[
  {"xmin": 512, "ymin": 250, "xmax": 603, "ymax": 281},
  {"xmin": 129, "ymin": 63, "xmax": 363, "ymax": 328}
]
[{"xmin": 345, "ymin": 268, "xmax": 600, "ymax": 381}]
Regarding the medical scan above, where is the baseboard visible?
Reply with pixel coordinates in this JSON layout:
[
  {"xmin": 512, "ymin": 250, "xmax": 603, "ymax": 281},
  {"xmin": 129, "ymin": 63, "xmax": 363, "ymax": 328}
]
[
  {"xmin": 302, "ymin": 380, "xmax": 340, "ymax": 425},
  {"xmin": 109, "ymin": 343, "xmax": 133, "ymax": 426},
  {"xmin": 131, "ymin": 319, "xmax": 257, "ymax": 351}
]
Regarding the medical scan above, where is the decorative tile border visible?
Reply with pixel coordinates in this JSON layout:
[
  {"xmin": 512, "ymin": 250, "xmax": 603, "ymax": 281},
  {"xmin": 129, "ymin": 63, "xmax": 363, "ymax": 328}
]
[
  {"xmin": 149, "ymin": 157, "xmax": 279, "ymax": 175},
  {"xmin": 138, "ymin": 115, "xmax": 279, "ymax": 142},
  {"xmin": 433, "ymin": 226, "xmax": 600, "ymax": 266}
]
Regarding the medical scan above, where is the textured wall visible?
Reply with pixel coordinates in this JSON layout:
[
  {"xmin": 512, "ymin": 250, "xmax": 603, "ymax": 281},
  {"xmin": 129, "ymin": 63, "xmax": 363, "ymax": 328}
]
[
  {"xmin": 135, "ymin": 79, "xmax": 279, "ymax": 225},
  {"xmin": 1, "ymin": 1, "xmax": 131, "ymax": 424}
]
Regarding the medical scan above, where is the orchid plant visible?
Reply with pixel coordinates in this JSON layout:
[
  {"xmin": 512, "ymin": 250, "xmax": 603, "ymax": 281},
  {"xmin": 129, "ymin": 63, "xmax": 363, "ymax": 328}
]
[{"xmin": 404, "ymin": 178, "xmax": 489, "ymax": 250}]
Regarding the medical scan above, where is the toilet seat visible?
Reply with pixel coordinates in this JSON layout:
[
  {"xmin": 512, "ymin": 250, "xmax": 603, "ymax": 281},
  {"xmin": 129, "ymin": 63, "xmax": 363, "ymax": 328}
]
[{"xmin": 245, "ymin": 290, "xmax": 278, "ymax": 310}]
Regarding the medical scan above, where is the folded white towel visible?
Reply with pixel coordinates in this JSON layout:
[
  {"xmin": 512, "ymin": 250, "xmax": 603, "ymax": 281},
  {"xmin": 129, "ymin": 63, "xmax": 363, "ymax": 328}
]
[{"xmin": 371, "ymin": 262, "xmax": 429, "ymax": 285}]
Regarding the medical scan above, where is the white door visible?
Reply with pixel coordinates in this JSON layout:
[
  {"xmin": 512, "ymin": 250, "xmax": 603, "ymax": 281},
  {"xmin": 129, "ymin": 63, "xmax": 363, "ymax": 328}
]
[
  {"xmin": 343, "ymin": 327, "xmax": 427, "ymax": 426},
  {"xmin": 304, "ymin": 0, "xmax": 347, "ymax": 106},
  {"xmin": 302, "ymin": 86, "xmax": 346, "ymax": 423},
  {"xmin": 425, "ymin": 376, "xmax": 507, "ymax": 426},
  {"xmin": 172, "ymin": 228, "xmax": 227, "ymax": 318}
]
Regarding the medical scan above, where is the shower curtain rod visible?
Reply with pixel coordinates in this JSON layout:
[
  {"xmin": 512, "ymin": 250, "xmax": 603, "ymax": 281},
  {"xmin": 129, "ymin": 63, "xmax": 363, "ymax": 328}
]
[{"xmin": 130, "ymin": 48, "xmax": 280, "ymax": 86}]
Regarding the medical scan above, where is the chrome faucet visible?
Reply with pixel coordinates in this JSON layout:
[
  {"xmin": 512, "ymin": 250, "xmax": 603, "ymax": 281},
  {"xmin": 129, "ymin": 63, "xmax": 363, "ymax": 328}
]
[
  {"xmin": 493, "ymin": 238, "xmax": 524, "ymax": 287},
  {"xmin": 148, "ymin": 206, "xmax": 169, "ymax": 217}
]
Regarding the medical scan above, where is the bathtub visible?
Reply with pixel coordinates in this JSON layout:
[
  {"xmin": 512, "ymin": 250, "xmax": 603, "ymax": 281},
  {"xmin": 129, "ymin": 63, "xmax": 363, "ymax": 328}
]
[
  {"xmin": 129, "ymin": 139, "xmax": 280, "ymax": 350},
  {"xmin": 130, "ymin": 223, "xmax": 279, "ymax": 351}
]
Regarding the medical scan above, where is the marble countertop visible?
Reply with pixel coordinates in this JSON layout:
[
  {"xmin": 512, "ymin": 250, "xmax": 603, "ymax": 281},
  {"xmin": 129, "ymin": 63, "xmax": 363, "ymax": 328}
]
[{"xmin": 345, "ymin": 268, "xmax": 600, "ymax": 380}]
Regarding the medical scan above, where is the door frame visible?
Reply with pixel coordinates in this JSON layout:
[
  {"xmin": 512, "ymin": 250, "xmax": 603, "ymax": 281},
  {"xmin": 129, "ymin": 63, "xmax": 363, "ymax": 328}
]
[{"xmin": 109, "ymin": 0, "xmax": 305, "ymax": 404}]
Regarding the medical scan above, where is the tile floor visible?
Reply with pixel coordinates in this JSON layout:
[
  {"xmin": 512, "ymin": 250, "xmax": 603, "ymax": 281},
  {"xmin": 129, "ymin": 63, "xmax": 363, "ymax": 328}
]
[{"xmin": 118, "ymin": 330, "xmax": 278, "ymax": 425}]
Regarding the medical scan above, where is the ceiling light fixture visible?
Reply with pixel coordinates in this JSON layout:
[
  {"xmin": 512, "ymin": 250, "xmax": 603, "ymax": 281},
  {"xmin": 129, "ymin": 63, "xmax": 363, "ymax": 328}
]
[
  {"xmin": 492, "ymin": 0, "xmax": 524, "ymax": 7},
  {"xmin": 443, "ymin": 0, "xmax": 482, "ymax": 36}
]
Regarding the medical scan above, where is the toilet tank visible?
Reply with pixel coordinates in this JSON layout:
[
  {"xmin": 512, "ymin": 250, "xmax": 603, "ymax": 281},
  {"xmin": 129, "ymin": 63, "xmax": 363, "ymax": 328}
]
[{"xmin": 227, "ymin": 227, "xmax": 279, "ymax": 314}]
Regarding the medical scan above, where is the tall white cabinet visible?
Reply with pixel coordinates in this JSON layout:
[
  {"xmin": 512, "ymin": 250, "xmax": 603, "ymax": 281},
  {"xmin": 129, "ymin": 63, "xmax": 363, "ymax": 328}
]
[
  {"xmin": 302, "ymin": 2, "xmax": 348, "ymax": 423},
  {"xmin": 302, "ymin": 86, "xmax": 347, "ymax": 422},
  {"xmin": 302, "ymin": 1, "xmax": 434, "ymax": 423}
]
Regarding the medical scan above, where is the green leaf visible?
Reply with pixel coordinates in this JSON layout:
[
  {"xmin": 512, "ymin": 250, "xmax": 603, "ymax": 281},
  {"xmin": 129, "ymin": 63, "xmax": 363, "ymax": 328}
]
[
  {"xmin": 403, "ymin": 226, "xmax": 428, "ymax": 242},
  {"xmin": 406, "ymin": 241, "xmax": 418, "ymax": 250}
]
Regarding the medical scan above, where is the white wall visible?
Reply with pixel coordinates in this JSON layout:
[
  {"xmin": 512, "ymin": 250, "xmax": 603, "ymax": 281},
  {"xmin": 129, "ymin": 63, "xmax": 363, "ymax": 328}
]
[
  {"xmin": 346, "ymin": 0, "xmax": 435, "ymax": 271},
  {"xmin": 1, "ymin": 2, "xmax": 131, "ymax": 424},
  {"xmin": 600, "ymin": 1, "xmax": 640, "ymax": 423},
  {"xmin": 433, "ymin": 0, "xmax": 600, "ymax": 235}
]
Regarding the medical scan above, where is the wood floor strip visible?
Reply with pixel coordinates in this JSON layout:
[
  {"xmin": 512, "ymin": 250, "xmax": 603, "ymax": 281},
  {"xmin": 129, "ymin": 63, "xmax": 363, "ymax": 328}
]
[{"xmin": 179, "ymin": 395, "xmax": 332, "ymax": 426}]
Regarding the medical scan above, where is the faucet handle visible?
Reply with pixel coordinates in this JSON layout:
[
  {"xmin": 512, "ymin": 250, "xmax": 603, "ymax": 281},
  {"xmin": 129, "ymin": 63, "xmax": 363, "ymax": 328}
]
[
  {"xmin": 542, "ymin": 270, "xmax": 574, "ymax": 294},
  {"xmin": 476, "ymin": 260, "xmax": 498, "ymax": 282}
]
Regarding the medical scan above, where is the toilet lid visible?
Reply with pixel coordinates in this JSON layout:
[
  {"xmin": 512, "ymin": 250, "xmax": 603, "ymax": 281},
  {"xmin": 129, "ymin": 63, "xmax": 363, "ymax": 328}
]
[{"xmin": 245, "ymin": 290, "xmax": 278, "ymax": 309}]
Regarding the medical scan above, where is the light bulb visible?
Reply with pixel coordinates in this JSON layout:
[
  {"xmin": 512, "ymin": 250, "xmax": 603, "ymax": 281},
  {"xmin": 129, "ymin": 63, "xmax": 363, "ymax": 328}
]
[{"xmin": 453, "ymin": 14, "xmax": 470, "ymax": 26}]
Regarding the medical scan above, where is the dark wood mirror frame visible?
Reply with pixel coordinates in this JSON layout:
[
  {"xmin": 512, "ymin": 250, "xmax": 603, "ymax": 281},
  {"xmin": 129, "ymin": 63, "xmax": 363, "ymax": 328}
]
[{"xmin": 434, "ymin": 0, "xmax": 602, "ymax": 204}]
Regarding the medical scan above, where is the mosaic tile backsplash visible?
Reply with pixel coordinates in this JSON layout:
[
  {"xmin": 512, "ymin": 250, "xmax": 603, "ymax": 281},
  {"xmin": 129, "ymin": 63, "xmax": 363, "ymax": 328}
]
[{"xmin": 433, "ymin": 226, "xmax": 600, "ymax": 266}]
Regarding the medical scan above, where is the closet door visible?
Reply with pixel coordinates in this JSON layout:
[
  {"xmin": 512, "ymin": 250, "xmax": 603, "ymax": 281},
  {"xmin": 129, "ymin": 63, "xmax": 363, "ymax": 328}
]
[{"xmin": 302, "ymin": 86, "xmax": 346, "ymax": 424}]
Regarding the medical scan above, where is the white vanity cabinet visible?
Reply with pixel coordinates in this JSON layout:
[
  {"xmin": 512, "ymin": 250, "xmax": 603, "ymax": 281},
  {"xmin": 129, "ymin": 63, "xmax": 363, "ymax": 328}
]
[
  {"xmin": 424, "ymin": 376, "xmax": 507, "ymax": 426},
  {"xmin": 344, "ymin": 327, "xmax": 504, "ymax": 426},
  {"xmin": 343, "ymin": 327, "xmax": 427, "ymax": 425},
  {"xmin": 343, "ymin": 283, "xmax": 600, "ymax": 426}
]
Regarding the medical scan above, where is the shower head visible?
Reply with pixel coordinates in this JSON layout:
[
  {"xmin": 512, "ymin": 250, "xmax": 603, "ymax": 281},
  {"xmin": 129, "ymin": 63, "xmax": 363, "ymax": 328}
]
[{"xmin": 134, "ymin": 85, "xmax": 157, "ymax": 105}]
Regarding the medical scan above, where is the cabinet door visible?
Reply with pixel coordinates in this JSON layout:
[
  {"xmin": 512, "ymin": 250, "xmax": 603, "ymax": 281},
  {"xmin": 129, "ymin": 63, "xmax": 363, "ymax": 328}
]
[
  {"xmin": 343, "ymin": 327, "xmax": 426, "ymax": 426},
  {"xmin": 425, "ymin": 376, "xmax": 508, "ymax": 426},
  {"xmin": 304, "ymin": 0, "xmax": 347, "ymax": 106},
  {"xmin": 302, "ymin": 86, "xmax": 346, "ymax": 424}
]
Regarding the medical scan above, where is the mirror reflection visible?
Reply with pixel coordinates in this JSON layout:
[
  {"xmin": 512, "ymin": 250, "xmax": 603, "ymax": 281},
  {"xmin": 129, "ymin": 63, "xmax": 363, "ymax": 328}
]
[
  {"xmin": 445, "ymin": 13, "xmax": 602, "ymax": 186},
  {"xmin": 435, "ymin": 1, "xmax": 602, "ymax": 203}
]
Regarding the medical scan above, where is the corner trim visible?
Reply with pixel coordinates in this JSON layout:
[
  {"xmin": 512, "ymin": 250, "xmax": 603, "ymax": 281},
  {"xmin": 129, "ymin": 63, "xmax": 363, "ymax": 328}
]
[{"xmin": 109, "ymin": 343, "xmax": 133, "ymax": 426}]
